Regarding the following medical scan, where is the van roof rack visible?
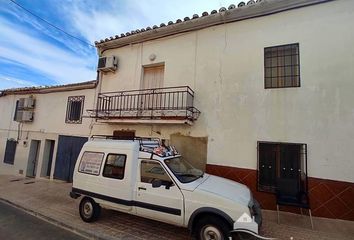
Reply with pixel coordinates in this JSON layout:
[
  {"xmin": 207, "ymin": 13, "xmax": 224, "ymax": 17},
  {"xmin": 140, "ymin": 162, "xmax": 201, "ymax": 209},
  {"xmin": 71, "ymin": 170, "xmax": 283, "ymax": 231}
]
[
  {"xmin": 89, "ymin": 135, "xmax": 179, "ymax": 157},
  {"xmin": 90, "ymin": 135, "xmax": 159, "ymax": 142}
]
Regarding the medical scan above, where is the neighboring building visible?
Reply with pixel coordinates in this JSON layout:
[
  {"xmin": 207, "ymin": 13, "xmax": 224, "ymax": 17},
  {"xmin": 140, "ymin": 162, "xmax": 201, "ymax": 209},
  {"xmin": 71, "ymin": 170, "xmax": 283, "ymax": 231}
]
[
  {"xmin": 1, "ymin": 0, "xmax": 353, "ymax": 221},
  {"xmin": 0, "ymin": 81, "xmax": 96, "ymax": 181}
]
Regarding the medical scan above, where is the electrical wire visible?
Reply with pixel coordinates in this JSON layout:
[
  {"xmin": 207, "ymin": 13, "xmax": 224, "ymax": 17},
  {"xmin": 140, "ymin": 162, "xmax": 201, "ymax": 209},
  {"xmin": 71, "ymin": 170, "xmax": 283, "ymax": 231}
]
[{"xmin": 9, "ymin": 0, "xmax": 95, "ymax": 47}]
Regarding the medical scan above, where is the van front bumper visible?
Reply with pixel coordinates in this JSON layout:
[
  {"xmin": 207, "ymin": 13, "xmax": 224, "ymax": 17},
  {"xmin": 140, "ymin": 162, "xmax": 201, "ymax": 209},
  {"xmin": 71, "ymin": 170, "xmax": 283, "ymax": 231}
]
[
  {"xmin": 232, "ymin": 197, "xmax": 262, "ymax": 234},
  {"xmin": 233, "ymin": 220, "xmax": 259, "ymax": 235},
  {"xmin": 249, "ymin": 198, "xmax": 262, "ymax": 228}
]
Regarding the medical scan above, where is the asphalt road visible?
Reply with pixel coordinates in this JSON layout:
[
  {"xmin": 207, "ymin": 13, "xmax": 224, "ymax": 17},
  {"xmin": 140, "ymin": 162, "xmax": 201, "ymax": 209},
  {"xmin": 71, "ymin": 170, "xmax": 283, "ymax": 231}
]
[{"xmin": 0, "ymin": 201, "xmax": 87, "ymax": 240}]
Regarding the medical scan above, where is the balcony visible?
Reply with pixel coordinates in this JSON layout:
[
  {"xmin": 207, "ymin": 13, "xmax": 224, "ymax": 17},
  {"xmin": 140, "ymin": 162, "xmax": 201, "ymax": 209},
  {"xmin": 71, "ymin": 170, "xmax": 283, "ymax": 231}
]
[{"xmin": 87, "ymin": 86, "xmax": 200, "ymax": 125}]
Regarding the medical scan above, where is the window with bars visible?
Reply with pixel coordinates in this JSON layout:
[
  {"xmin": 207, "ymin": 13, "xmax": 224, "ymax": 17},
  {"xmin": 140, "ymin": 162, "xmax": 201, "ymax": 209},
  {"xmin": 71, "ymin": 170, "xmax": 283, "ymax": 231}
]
[
  {"xmin": 257, "ymin": 142, "xmax": 307, "ymax": 193},
  {"xmin": 264, "ymin": 43, "xmax": 300, "ymax": 88},
  {"xmin": 66, "ymin": 96, "xmax": 84, "ymax": 124}
]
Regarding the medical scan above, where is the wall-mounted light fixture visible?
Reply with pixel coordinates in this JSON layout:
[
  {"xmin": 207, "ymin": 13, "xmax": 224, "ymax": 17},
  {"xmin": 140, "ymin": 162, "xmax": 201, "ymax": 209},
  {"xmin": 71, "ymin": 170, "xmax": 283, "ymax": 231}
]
[{"xmin": 149, "ymin": 53, "xmax": 156, "ymax": 61}]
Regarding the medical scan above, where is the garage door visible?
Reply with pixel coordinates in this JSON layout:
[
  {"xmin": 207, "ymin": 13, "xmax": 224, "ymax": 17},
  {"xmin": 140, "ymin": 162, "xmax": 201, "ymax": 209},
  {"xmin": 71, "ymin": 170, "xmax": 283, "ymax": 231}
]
[{"xmin": 54, "ymin": 135, "xmax": 88, "ymax": 182}]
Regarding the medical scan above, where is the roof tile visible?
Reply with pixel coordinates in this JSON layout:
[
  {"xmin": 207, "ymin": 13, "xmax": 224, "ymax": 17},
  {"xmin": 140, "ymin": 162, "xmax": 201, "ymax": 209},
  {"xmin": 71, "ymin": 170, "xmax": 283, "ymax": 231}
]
[
  {"xmin": 219, "ymin": 7, "xmax": 227, "ymax": 12},
  {"xmin": 94, "ymin": 0, "xmax": 328, "ymax": 48}
]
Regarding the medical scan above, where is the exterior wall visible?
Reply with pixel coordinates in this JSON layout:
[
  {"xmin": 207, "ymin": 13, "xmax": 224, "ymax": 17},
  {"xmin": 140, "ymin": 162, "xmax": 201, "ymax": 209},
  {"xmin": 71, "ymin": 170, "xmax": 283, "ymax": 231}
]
[
  {"xmin": 0, "ymin": 88, "xmax": 95, "ymax": 178},
  {"xmin": 206, "ymin": 164, "xmax": 354, "ymax": 221},
  {"xmin": 0, "ymin": 0, "xmax": 353, "ymax": 221},
  {"xmin": 93, "ymin": 0, "xmax": 354, "ymax": 220},
  {"xmin": 98, "ymin": 0, "xmax": 354, "ymax": 183}
]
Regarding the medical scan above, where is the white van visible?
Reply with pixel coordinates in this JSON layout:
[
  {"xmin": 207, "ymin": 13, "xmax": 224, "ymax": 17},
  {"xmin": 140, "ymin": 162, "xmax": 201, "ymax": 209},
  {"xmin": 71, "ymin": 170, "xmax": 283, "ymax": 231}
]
[{"xmin": 70, "ymin": 136, "xmax": 262, "ymax": 240}]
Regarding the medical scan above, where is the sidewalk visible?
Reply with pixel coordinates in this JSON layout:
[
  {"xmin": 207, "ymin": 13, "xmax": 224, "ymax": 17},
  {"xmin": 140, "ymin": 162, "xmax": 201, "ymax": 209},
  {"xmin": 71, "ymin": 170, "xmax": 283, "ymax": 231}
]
[{"xmin": 0, "ymin": 175, "xmax": 353, "ymax": 240}]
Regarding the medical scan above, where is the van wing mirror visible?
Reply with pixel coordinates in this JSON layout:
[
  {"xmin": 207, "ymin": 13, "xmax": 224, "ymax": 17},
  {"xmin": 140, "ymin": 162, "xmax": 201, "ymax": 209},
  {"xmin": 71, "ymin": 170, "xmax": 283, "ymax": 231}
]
[{"xmin": 152, "ymin": 179, "xmax": 162, "ymax": 188}]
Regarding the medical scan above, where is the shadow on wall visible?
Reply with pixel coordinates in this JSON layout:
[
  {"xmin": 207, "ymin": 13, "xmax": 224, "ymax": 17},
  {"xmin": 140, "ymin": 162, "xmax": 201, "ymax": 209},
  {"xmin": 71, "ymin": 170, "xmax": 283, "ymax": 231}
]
[{"xmin": 170, "ymin": 133, "xmax": 207, "ymax": 171}]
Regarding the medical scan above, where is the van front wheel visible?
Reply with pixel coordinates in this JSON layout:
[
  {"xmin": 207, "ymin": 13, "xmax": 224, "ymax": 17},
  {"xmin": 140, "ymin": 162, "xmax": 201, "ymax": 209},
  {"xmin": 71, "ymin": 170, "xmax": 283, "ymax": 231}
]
[
  {"xmin": 195, "ymin": 216, "xmax": 230, "ymax": 240},
  {"xmin": 79, "ymin": 197, "xmax": 101, "ymax": 222}
]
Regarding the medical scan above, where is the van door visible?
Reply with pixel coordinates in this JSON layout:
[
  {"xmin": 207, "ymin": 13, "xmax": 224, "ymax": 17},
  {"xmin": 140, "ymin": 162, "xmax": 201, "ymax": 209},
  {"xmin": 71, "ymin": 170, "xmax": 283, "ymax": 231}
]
[{"xmin": 135, "ymin": 159, "xmax": 184, "ymax": 226}]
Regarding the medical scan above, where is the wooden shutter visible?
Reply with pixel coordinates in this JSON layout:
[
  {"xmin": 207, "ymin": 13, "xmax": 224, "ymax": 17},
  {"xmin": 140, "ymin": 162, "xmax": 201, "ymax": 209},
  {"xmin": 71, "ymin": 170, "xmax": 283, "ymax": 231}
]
[
  {"xmin": 142, "ymin": 65, "xmax": 164, "ymax": 89},
  {"xmin": 258, "ymin": 143, "xmax": 278, "ymax": 192},
  {"xmin": 4, "ymin": 140, "xmax": 17, "ymax": 165}
]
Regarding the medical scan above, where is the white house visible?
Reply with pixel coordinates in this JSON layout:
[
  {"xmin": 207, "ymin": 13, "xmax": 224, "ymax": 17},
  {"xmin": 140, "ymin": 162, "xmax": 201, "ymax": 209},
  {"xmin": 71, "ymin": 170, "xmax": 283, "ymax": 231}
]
[
  {"xmin": 0, "ymin": 81, "xmax": 96, "ymax": 181},
  {"xmin": 0, "ymin": 0, "xmax": 353, "ymax": 221}
]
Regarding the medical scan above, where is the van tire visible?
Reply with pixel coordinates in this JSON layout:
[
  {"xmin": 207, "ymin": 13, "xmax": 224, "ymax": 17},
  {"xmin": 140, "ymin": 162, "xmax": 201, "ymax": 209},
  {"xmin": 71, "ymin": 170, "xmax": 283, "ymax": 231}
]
[
  {"xmin": 194, "ymin": 216, "xmax": 231, "ymax": 240},
  {"xmin": 79, "ymin": 197, "xmax": 101, "ymax": 222}
]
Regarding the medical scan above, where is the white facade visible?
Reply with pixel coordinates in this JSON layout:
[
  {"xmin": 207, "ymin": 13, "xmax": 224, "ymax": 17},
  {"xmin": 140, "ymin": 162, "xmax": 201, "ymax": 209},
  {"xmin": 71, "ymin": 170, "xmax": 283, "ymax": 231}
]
[
  {"xmin": 0, "ymin": 0, "xmax": 353, "ymax": 220},
  {"xmin": 0, "ymin": 86, "xmax": 95, "ymax": 177},
  {"xmin": 92, "ymin": 0, "xmax": 354, "ymax": 183}
]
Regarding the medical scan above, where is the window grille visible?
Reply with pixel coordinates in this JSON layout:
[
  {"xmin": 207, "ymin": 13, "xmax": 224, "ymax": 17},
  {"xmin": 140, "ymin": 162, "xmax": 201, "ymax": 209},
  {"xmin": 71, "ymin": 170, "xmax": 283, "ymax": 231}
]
[
  {"xmin": 257, "ymin": 142, "xmax": 307, "ymax": 194},
  {"xmin": 66, "ymin": 96, "xmax": 84, "ymax": 124},
  {"xmin": 264, "ymin": 43, "xmax": 300, "ymax": 88}
]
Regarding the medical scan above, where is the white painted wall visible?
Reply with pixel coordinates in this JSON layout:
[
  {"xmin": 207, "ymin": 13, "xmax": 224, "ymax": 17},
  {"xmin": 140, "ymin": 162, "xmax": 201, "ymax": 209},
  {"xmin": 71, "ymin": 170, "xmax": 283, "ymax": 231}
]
[
  {"xmin": 95, "ymin": 0, "xmax": 354, "ymax": 183},
  {"xmin": 0, "ymin": 88, "xmax": 95, "ymax": 177}
]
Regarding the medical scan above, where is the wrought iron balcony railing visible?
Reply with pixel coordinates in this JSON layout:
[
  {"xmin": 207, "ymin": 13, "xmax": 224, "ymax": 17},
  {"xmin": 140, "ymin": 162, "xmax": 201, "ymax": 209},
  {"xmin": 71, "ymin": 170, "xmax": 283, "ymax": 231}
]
[{"xmin": 87, "ymin": 86, "xmax": 200, "ymax": 122}]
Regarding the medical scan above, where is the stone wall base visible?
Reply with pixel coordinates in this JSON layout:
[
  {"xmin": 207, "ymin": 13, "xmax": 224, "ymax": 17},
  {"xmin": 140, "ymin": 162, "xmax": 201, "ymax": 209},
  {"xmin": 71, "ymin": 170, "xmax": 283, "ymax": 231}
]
[{"xmin": 206, "ymin": 164, "xmax": 354, "ymax": 221}]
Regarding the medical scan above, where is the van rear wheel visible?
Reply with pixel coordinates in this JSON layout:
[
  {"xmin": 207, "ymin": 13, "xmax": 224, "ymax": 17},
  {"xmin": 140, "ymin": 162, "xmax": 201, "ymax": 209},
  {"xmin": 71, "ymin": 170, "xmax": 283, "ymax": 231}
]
[{"xmin": 79, "ymin": 197, "xmax": 101, "ymax": 222}]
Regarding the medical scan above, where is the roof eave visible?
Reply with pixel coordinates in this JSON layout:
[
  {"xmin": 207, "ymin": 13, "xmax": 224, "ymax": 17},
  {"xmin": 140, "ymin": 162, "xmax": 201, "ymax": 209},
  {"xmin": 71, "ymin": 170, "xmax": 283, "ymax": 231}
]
[
  {"xmin": 96, "ymin": 0, "xmax": 334, "ymax": 53},
  {"xmin": 0, "ymin": 80, "xmax": 97, "ymax": 97}
]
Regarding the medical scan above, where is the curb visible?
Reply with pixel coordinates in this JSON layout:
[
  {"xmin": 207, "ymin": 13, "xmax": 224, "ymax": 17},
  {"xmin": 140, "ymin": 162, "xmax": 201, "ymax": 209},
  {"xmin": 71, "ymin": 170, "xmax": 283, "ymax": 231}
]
[{"xmin": 0, "ymin": 197, "xmax": 117, "ymax": 240}]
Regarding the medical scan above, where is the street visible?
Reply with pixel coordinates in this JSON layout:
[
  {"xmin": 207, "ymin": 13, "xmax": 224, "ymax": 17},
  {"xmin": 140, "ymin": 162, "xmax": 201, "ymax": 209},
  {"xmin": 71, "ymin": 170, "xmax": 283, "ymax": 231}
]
[{"xmin": 0, "ymin": 201, "xmax": 86, "ymax": 240}]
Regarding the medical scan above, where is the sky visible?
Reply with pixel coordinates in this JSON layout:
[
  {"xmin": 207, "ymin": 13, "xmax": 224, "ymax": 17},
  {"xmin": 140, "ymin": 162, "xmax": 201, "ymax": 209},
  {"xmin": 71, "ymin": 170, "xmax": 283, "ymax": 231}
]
[{"xmin": 0, "ymin": 0, "xmax": 241, "ymax": 90}]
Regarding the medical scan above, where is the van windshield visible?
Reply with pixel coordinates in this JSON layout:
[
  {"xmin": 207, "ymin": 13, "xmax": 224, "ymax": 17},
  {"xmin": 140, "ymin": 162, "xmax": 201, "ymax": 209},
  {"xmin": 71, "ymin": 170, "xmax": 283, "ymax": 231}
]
[{"xmin": 164, "ymin": 157, "xmax": 204, "ymax": 183}]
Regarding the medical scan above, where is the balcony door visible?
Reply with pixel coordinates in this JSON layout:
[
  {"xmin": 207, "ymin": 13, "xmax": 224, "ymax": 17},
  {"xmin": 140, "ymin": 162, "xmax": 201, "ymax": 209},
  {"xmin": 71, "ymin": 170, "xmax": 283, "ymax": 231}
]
[{"xmin": 140, "ymin": 65, "xmax": 164, "ymax": 117}]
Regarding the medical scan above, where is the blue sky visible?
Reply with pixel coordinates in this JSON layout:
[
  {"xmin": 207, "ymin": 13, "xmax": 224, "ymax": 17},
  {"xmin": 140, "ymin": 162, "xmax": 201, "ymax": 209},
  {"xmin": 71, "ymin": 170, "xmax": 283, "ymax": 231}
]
[{"xmin": 0, "ymin": 0, "xmax": 239, "ymax": 90}]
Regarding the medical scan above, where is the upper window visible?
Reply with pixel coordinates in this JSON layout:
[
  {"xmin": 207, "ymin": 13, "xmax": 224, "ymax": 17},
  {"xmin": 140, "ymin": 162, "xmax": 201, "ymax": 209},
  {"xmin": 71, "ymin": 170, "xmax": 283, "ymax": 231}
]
[
  {"xmin": 66, "ymin": 96, "xmax": 85, "ymax": 124},
  {"xmin": 13, "ymin": 100, "xmax": 19, "ymax": 121},
  {"xmin": 257, "ymin": 142, "xmax": 307, "ymax": 193},
  {"xmin": 264, "ymin": 43, "xmax": 300, "ymax": 88},
  {"xmin": 103, "ymin": 154, "xmax": 126, "ymax": 179},
  {"xmin": 142, "ymin": 65, "xmax": 164, "ymax": 89},
  {"xmin": 78, "ymin": 151, "xmax": 104, "ymax": 176}
]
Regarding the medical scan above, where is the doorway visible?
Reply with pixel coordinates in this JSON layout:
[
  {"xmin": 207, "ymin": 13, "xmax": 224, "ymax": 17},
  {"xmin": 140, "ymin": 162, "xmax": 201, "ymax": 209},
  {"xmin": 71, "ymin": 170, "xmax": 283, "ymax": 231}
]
[
  {"xmin": 140, "ymin": 65, "xmax": 164, "ymax": 117},
  {"xmin": 40, "ymin": 140, "xmax": 55, "ymax": 177},
  {"xmin": 54, "ymin": 135, "xmax": 88, "ymax": 182},
  {"xmin": 27, "ymin": 140, "xmax": 41, "ymax": 177}
]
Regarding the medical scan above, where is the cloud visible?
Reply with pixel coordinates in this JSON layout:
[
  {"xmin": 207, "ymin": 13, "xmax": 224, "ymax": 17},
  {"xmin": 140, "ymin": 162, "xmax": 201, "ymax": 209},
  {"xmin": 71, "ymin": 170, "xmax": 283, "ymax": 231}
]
[
  {"xmin": 1, "ymin": 1, "xmax": 96, "ymax": 61},
  {"xmin": 0, "ymin": 0, "xmax": 239, "ymax": 89},
  {"xmin": 0, "ymin": 75, "xmax": 38, "ymax": 89},
  {"xmin": 63, "ymin": 0, "xmax": 238, "ymax": 42},
  {"xmin": 0, "ymin": 17, "xmax": 96, "ymax": 85}
]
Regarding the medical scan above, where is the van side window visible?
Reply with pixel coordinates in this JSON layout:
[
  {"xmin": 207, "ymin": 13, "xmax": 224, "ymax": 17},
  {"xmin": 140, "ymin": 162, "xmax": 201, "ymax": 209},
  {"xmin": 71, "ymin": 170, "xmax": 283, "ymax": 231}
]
[
  {"xmin": 140, "ymin": 160, "xmax": 173, "ymax": 186},
  {"xmin": 103, "ymin": 154, "xmax": 126, "ymax": 179},
  {"xmin": 78, "ymin": 151, "xmax": 104, "ymax": 176}
]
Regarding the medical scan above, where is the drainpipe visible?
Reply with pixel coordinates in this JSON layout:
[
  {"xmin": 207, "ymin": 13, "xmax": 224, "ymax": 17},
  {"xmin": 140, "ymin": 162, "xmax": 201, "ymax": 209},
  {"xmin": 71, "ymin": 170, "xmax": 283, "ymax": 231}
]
[{"xmin": 89, "ymin": 47, "xmax": 103, "ymax": 136}]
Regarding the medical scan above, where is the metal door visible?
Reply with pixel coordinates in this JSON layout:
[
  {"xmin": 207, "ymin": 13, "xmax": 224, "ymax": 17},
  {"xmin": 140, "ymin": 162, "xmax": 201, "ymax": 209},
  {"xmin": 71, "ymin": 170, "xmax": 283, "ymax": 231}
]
[
  {"xmin": 26, "ymin": 140, "xmax": 40, "ymax": 177},
  {"xmin": 258, "ymin": 143, "xmax": 277, "ymax": 191},
  {"xmin": 54, "ymin": 135, "xmax": 87, "ymax": 182}
]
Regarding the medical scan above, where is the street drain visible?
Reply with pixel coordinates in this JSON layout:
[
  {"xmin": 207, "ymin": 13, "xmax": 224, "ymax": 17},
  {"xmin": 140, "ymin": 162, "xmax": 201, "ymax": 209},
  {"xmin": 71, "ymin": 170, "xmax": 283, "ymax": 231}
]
[{"xmin": 24, "ymin": 181, "xmax": 35, "ymax": 184}]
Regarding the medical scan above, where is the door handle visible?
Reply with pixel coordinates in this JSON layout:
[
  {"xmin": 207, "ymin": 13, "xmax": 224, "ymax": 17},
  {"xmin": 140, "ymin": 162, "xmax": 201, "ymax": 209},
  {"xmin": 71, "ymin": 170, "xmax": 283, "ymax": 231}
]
[{"xmin": 138, "ymin": 187, "xmax": 146, "ymax": 191}]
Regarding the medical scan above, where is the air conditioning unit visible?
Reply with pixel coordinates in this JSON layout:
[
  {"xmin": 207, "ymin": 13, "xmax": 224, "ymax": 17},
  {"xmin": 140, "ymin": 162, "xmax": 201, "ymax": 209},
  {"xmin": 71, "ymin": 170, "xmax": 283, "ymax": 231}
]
[
  {"xmin": 18, "ymin": 97, "xmax": 35, "ymax": 109},
  {"xmin": 18, "ymin": 98, "xmax": 25, "ymax": 109},
  {"xmin": 15, "ymin": 110, "xmax": 34, "ymax": 122},
  {"xmin": 24, "ymin": 98, "xmax": 35, "ymax": 109},
  {"xmin": 97, "ymin": 56, "xmax": 118, "ymax": 72}
]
